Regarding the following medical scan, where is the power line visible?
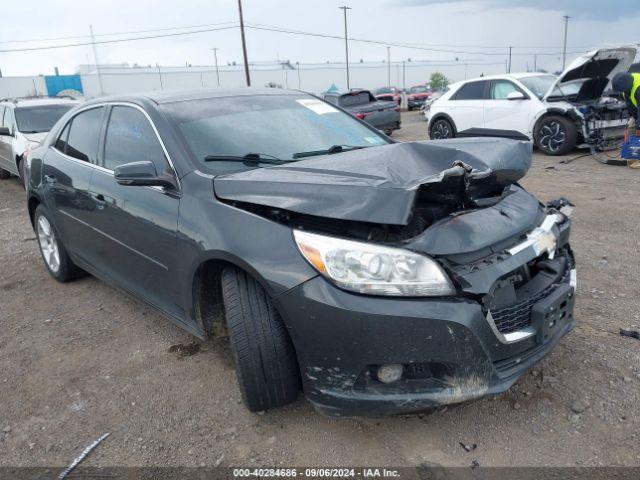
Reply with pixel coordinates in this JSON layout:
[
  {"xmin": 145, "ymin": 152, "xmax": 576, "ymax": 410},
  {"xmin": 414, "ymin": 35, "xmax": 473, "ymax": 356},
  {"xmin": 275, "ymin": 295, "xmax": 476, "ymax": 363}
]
[
  {"xmin": 0, "ymin": 21, "xmax": 239, "ymax": 44},
  {"xmin": 0, "ymin": 26, "xmax": 239, "ymax": 53}
]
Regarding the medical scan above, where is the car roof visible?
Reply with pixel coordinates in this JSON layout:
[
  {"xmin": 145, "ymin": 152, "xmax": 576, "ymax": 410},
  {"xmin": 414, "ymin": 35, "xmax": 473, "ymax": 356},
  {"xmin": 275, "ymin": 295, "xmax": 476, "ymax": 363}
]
[
  {"xmin": 82, "ymin": 88, "xmax": 305, "ymax": 107},
  {"xmin": 452, "ymin": 72, "xmax": 554, "ymax": 86},
  {"xmin": 0, "ymin": 97, "xmax": 80, "ymax": 108}
]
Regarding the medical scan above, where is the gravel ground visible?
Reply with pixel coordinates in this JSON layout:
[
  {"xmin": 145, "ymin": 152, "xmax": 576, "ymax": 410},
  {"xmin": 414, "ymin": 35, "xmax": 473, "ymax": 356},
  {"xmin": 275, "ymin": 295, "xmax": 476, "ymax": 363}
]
[{"xmin": 1, "ymin": 111, "xmax": 639, "ymax": 468}]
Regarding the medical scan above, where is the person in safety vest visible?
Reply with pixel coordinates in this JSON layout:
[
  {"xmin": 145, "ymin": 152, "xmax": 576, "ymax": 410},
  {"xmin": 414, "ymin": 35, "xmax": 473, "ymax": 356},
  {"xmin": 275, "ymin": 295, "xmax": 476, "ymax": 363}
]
[{"xmin": 612, "ymin": 72, "xmax": 640, "ymax": 124}]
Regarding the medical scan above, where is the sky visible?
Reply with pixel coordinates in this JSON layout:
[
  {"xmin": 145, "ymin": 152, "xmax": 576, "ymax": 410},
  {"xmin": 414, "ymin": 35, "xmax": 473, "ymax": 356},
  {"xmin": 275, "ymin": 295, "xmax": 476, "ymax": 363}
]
[{"xmin": 0, "ymin": 0, "xmax": 638, "ymax": 81}]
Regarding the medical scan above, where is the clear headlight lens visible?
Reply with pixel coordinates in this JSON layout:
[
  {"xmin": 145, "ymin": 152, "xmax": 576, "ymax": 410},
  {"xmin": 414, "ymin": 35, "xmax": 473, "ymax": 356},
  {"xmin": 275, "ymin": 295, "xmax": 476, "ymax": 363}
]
[{"xmin": 293, "ymin": 230, "xmax": 455, "ymax": 296}]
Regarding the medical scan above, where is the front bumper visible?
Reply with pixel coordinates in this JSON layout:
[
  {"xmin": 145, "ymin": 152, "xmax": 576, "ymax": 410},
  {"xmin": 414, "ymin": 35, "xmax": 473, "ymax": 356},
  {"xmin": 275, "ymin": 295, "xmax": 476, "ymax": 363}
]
[
  {"xmin": 408, "ymin": 99, "xmax": 426, "ymax": 108},
  {"xmin": 275, "ymin": 255, "xmax": 575, "ymax": 417}
]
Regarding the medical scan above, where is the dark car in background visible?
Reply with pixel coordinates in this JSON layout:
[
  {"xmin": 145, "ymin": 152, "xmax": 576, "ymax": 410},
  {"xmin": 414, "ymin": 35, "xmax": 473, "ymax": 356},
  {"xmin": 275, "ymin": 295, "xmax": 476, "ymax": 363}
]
[
  {"xmin": 407, "ymin": 85, "xmax": 432, "ymax": 110},
  {"xmin": 323, "ymin": 90, "xmax": 401, "ymax": 135},
  {"xmin": 374, "ymin": 86, "xmax": 402, "ymax": 105},
  {"xmin": 26, "ymin": 88, "xmax": 576, "ymax": 417}
]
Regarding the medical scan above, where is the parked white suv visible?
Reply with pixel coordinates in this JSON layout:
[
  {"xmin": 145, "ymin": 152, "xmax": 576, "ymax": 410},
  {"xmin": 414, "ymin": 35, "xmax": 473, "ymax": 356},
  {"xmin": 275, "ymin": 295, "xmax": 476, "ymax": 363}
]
[
  {"xmin": 0, "ymin": 97, "xmax": 78, "ymax": 184},
  {"xmin": 426, "ymin": 47, "xmax": 636, "ymax": 156}
]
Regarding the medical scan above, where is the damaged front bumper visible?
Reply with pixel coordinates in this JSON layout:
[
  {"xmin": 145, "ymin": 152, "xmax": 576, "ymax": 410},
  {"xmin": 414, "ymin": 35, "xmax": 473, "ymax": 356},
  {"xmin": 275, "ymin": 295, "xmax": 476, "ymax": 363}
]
[{"xmin": 275, "ymin": 208, "xmax": 576, "ymax": 417}]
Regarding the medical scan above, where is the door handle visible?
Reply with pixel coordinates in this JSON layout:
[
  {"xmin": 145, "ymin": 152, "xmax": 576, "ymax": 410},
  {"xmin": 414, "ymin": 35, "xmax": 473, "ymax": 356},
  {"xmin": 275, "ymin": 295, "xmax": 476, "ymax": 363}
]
[{"xmin": 44, "ymin": 174, "xmax": 57, "ymax": 184}]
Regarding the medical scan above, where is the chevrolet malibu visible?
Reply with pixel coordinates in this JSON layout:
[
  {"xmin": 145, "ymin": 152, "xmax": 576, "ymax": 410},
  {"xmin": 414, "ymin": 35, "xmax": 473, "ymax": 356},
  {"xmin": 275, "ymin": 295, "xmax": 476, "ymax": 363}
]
[{"xmin": 25, "ymin": 89, "xmax": 576, "ymax": 416}]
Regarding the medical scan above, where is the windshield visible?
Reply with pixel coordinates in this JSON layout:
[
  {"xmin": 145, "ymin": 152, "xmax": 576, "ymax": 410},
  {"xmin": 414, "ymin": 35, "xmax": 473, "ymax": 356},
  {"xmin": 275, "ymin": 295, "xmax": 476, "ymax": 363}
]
[
  {"xmin": 409, "ymin": 86, "xmax": 428, "ymax": 93},
  {"xmin": 375, "ymin": 87, "xmax": 394, "ymax": 94},
  {"xmin": 162, "ymin": 94, "xmax": 389, "ymax": 172},
  {"xmin": 15, "ymin": 105, "xmax": 75, "ymax": 133},
  {"xmin": 519, "ymin": 75, "xmax": 558, "ymax": 99}
]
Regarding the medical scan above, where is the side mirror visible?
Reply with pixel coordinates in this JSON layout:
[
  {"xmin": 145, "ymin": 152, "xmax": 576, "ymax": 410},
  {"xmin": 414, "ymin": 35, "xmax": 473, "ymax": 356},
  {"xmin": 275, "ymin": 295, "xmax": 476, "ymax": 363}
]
[
  {"xmin": 114, "ymin": 160, "xmax": 176, "ymax": 189},
  {"xmin": 0, "ymin": 126, "xmax": 13, "ymax": 136},
  {"xmin": 507, "ymin": 91, "xmax": 526, "ymax": 101}
]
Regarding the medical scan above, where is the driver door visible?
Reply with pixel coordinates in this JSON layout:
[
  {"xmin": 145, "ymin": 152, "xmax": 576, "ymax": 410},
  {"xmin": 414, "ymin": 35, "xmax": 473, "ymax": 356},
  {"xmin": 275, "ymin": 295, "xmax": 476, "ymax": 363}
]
[
  {"xmin": 88, "ymin": 104, "xmax": 181, "ymax": 318},
  {"xmin": 483, "ymin": 79, "xmax": 532, "ymax": 138}
]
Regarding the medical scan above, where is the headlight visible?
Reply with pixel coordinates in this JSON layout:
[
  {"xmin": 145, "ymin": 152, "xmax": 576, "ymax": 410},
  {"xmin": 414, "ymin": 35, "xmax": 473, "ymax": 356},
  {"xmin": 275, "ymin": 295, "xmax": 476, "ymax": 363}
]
[{"xmin": 293, "ymin": 230, "xmax": 455, "ymax": 297}]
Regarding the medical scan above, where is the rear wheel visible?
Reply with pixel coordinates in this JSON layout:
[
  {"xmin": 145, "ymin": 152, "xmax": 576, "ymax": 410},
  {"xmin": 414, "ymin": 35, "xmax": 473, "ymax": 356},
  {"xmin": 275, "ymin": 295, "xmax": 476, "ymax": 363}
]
[
  {"xmin": 34, "ymin": 205, "xmax": 85, "ymax": 282},
  {"xmin": 534, "ymin": 115, "xmax": 577, "ymax": 156},
  {"xmin": 430, "ymin": 118, "xmax": 454, "ymax": 140},
  {"xmin": 0, "ymin": 168, "xmax": 10, "ymax": 179},
  {"xmin": 221, "ymin": 267, "xmax": 300, "ymax": 412}
]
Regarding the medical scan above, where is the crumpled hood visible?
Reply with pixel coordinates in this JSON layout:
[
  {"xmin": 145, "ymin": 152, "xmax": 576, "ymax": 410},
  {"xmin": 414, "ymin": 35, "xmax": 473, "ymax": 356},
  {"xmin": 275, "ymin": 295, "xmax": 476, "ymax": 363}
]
[
  {"xmin": 544, "ymin": 46, "xmax": 637, "ymax": 100},
  {"xmin": 214, "ymin": 138, "xmax": 532, "ymax": 225}
]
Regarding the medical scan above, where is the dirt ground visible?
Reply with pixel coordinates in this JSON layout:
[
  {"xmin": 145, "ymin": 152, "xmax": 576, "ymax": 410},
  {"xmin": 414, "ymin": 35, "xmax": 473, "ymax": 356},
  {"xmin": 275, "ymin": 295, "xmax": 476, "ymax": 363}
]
[{"xmin": 1, "ymin": 110, "xmax": 639, "ymax": 469}]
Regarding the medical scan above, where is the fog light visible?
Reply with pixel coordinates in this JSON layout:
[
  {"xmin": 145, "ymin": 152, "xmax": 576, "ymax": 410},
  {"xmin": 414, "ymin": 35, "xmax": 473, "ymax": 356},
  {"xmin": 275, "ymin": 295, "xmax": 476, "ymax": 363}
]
[{"xmin": 376, "ymin": 364, "xmax": 403, "ymax": 384}]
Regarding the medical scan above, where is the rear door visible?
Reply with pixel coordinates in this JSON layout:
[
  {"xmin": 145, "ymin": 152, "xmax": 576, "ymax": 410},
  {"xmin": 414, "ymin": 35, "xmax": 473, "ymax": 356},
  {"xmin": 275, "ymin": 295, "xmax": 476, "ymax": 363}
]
[
  {"xmin": 88, "ymin": 104, "xmax": 181, "ymax": 317},
  {"xmin": 42, "ymin": 106, "xmax": 106, "ymax": 263},
  {"xmin": 483, "ymin": 79, "xmax": 532, "ymax": 138},
  {"xmin": 447, "ymin": 80, "xmax": 487, "ymax": 134}
]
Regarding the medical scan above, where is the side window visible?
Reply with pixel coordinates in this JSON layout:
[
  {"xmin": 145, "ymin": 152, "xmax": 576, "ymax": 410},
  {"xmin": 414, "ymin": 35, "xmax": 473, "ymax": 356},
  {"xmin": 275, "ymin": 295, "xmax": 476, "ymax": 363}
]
[
  {"xmin": 103, "ymin": 106, "xmax": 168, "ymax": 173},
  {"xmin": 3, "ymin": 107, "xmax": 15, "ymax": 131},
  {"xmin": 453, "ymin": 81, "xmax": 487, "ymax": 100},
  {"xmin": 65, "ymin": 107, "xmax": 104, "ymax": 163},
  {"xmin": 490, "ymin": 80, "xmax": 525, "ymax": 100},
  {"xmin": 54, "ymin": 122, "xmax": 71, "ymax": 152}
]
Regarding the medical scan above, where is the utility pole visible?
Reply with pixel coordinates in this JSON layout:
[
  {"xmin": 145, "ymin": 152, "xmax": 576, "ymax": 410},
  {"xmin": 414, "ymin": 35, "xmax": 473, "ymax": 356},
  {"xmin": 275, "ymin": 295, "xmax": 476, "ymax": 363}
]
[
  {"xmin": 211, "ymin": 48, "xmax": 221, "ymax": 86},
  {"xmin": 402, "ymin": 60, "xmax": 406, "ymax": 90},
  {"xmin": 508, "ymin": 46, "xmax": 512, "ymax": 73},
  {"xmin": 534, "ymin": 54, "xmax": 537, "ymax": 72},
  {"xmin": 237, "ymin": 0, "xmax": 251, "ymax": 86},
  {"xmin": 464, "ymin": 63, "xmax": 468, "ymax": 80},
  {"xmin": 386, "ymin": 46, "xmax": 391, "ymax": 85},
  {"xmin": 562, "ymin": 15, "xmax": 570, "ymax": 70},
  {"xmin": 339, "ymin": 6, "xmax": 351, "ymax": 91},
  {"xmin": 89, "ymin": 25, "xmax": 104, "ymax": 96},
  {"xmin": 296, "ymin": 62, "xmax": 301, "ymax": 89}
]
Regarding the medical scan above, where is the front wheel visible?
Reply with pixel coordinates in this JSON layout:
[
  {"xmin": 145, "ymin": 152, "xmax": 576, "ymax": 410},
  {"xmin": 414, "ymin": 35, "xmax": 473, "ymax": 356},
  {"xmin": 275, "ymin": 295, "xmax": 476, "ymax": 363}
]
[
  {"xmin": 221, "ymin": 267, "xmax": 301, "ymax": 412},
  {"xmin": 534, "ymin": 115, "xmax": 577, "ymax": 156},
  {"xmin": 430, "ymin": 118, "xmax": 454, "ymax": 140}
]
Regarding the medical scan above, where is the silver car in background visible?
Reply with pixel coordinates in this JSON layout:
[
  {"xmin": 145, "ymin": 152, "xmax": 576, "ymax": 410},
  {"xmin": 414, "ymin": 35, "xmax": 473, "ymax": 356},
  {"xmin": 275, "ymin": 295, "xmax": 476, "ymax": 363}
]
[{"xmin": 0, "ymin": 97, "xmax": 78, "ymax": 184}]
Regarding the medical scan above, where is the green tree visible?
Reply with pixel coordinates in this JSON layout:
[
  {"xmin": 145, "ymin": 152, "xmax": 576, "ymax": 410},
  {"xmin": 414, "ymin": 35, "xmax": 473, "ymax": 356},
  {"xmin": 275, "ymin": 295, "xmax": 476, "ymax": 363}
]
[{"xmin": 429, "ymin": 72, "xmax": 450, "ymax": 91}]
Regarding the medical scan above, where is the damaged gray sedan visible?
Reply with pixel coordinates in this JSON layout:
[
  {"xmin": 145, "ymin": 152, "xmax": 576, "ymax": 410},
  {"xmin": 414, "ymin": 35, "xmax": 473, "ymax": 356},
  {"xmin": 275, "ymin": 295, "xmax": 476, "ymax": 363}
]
[{"xmin": 26, "ymin": 89, "xmax": 576, "ymax": 417}]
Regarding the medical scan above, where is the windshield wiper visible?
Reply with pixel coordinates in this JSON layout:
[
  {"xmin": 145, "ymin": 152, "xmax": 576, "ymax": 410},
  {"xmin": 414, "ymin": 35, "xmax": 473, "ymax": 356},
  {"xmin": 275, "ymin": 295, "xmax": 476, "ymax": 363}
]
[
  {"xmin": 204, "ymin": 152, "xmax": 291, "ymax": 164},
  {"xmin": 292, "ymin": 144, "xmax": 368, "ymax": 159}
]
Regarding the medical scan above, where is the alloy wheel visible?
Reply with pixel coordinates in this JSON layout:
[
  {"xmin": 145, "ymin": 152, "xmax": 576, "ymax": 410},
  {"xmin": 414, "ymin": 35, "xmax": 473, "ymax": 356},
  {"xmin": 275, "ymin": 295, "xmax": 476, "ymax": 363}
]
[
  {"xmin": 37, "ymin": 215, "xmax": 61, "ymax": 273},
  {"xmin": 432, "ymin": 120, "xmax": 452, "ymax": 139},
  {"xmin": 538, "ymin": 121, "xmax": 566, "ymax": 153}
]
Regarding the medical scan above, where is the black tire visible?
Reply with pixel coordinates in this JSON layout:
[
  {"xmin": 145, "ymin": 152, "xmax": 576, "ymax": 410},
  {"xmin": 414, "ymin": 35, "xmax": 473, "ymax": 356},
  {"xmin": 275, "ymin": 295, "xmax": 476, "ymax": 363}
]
[
  {"xmin": 221, "ymin": 267, "xmax": 300, "ymax": 412},
  {"xmin": 534, "ymin": 115, "xmax": 577, "ymax": 156},
  {"xmin": 34, "ymin": 205, "xmax": 85, "ymax": 282},
  {"xmin": 430, "ymin": 118, "xmax": 455, "ymax": 140},
  {"xmin": 407, "ymin": 106, "xmax": 413, "ymax": 111},
  {"xmin": 0, "ymin": 168, "xmax": 10, "ymax": 179},
  {"xmin": 385, "ymin": 129, "xmax": 393, "ymax": 136}
]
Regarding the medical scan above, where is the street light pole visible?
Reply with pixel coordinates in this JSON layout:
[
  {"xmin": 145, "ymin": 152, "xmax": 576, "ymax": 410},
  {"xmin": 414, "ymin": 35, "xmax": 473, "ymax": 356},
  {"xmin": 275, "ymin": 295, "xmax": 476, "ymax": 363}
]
[
  {"xmin": 338, "ymin": 6, "xmax": 351, "ymax": 91},
  {"xmin": 386, "ymin": 46, "xmax": 391, "ymax": 85},
  {"xmin": 89, "ymin": 25, "xmax": 104, "ymax": 96},
  {"xmin": 508, "ymin": 46, "xmax": 512, "ymax": 73},
  {"xmin": 237, "ymin": 0, "xmax": 251, "ymax": 86},
  {"xmin": 562, "ymin": 15, "xmax": 570, "ymax": 70},
  {"xmin": 211, "ymin": 47, "xmax": 220, "ymax": 86}
]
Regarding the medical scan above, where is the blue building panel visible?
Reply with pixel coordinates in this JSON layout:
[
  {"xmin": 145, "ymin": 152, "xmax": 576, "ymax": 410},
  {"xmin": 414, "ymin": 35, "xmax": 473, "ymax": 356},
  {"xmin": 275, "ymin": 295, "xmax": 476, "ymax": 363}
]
[{"xmin": 44, "ymin": 75, "xmax": 83, "ymax": 97}]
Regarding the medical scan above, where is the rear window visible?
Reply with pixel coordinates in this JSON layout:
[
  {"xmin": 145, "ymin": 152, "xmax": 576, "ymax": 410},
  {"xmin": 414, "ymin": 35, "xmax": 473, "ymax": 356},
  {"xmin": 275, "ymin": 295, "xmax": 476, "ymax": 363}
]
[
  {"xmin": 15, "ymin": 105, "xmax": 75, "ymax": 133},
  {"xmin": 338, "ymin": 92, "xmax": 372, "ymax": 107},
  {"xmin": 453, "ymin": 81, "xmax": 487, "ymax": 100}
]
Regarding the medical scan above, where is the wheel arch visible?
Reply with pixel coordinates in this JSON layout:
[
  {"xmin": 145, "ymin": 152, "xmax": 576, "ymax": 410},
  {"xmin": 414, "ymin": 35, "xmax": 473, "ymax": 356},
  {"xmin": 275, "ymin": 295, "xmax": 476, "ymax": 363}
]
[
  {"xmin": 27, "ymin": 194, "xmax": 42, "ymax": 228},
  {"xmin": 189, "ymin": 252, "xmax": 285, "ymax": 339},
  {"xmin": 532, "ymin": 108, "xmax": 580, "ymax": 137}
]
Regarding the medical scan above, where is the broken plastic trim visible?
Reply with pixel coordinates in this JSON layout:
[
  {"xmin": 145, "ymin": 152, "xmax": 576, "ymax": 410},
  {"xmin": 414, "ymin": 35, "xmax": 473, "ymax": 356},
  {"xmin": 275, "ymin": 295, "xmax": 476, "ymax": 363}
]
[{"xmin": 507, "ymin": 214, "xmax": 560, "ymax": 259}]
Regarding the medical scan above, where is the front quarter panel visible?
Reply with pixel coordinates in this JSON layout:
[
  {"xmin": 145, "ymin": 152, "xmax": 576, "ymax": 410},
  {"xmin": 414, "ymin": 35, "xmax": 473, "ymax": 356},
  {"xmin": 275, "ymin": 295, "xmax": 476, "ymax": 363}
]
[{"xmin": 176, "ymin": 170, "xmax": 319, "ymax": 315}]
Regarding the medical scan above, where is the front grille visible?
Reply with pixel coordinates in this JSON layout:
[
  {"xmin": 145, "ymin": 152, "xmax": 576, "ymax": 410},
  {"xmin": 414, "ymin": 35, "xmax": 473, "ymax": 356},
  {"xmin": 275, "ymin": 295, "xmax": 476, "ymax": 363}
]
[{"xmin": 491, "ymin": 269, "xmax": 570, "ymax": 334}]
